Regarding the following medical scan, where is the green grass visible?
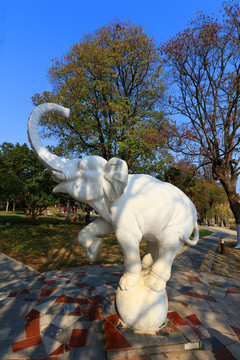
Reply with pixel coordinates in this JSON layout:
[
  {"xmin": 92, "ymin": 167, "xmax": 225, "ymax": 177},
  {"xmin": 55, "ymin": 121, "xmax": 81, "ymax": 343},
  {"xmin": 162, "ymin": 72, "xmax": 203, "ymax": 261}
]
[
  {"xmin": 197, "ymin": 228, "xmax": 212, "ymax": 237},
  {"xmin": 0, "ymin": 212, "xmax": 212, "ymax": 272}
]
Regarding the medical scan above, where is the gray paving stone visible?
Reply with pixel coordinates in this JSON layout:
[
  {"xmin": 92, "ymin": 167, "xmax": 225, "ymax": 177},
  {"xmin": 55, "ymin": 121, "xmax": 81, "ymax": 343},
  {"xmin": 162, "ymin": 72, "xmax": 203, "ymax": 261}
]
[
  {"xmin": 118, "ymin": 325, "xmax": 185, "ymax": 348},
  {"xmin": 167, "ymin": 287, "xmax": 190, "ymax": 299},
  {"xmin": 200, "ymin": 336, "xmax": 223, "ymax": 350},
  {"xmin": 6, "ymin": 344, "xmax": 48, "ymax": 359},
  {"xmin": 7, "ymin": 324, "xmax": 26, "ymax": 342},
  {"xmin": 225, "ymin": 293, "xmax": 240, "ymax": 308},
  {"xmin": 0, "ymin": 299, "xmax": 33, "ymax": 321},
  {"xmin": 22, "ymin": 289, "xmax": 41, "ymax": 299},
  {"xmin": 41, "ymin": 323, "xmax": 65, "ymax": 340},
  {"xmin": 190, "ymin": 283, "xmax": 211, "ymax": 295},
  {"xmin": 193, "ymin": 310, "xmax": 237, "ymax": 336},
  {"xmin": 102, "ymin": 298, "xmax": 116, "ymax": 318},
  {"xmin": 208, "ymin": 328, "xmax": 238, "ymax": 346},
  {"xmin": 223, "ymin": 313, "xmax": 240, "ymax": 328},
  {"xmin": 148, "ymin": 354, "xmax": 167, "ymax": 360},
  {"xmin": 192, "ymin": 349, "xmax": 216, "ymax": 360},
  {"xmin": 227, "ymin": 278, "xmax": 240, "ymax": 287},
  {"xmin": 177, "ymin": 326, "xmax": 201, "ymax": 342},
  {"xmin": 226, "ymin": 341, "xmax": 240, "ymax": 360},
  {"xmin": 187, "ymin": 299, "xmax": 213, "ymax": 312},
  {"xmin": 208, "ymin": 287, "xmax": 227, "ymax": 298},
  {"xmin": 75, "ymin": 287, "xmax": 91, "ymax": 298},
  {"xmin": 0, "ymin": 327, "xmax": 11, "ymax": 340},
  {"xmin": 163, "ymin": 350, "xmax": 198, "ymax": 359},
  {"xmin": 208, "ymin": 300, "xmax": 239, "ymax": 315},
  {"xmin": 0, "ymin": 343, "xmax": 13, "ymax": 360},
  {"xmin": 63, "ymin": 285, "xmax": 84, "ymax": 297},
  {"xmin": 169, "ymin": 331, "xmax": 189, "ymax": 344},
  {"xmin": 171, "ymin": 295, "xmax": 193, "ymax": 304},
  {"xmin": 75, "ymin": 345, "xmax": 107, "ymax": 360},
  {"xmin": 46, "ymin": 302, "xmax": 66, "ymax": 315},
  {"xmin": 86, "ymin": 320, "xmax": 105, "ymax": 347},
  {"xmin": 0, "ymin": 290, "xmax": 11, "ymax": 301},
  {"xmin": 101, "ymin": 286, "xmax": 116, "ymax": 300},
  {"xmin": 56, "ymin": 350, "xmax": 75, "ymax": 360},
  {"xmin": 195, "ymin": 326, "xmax": 211, "ymax": 338}
]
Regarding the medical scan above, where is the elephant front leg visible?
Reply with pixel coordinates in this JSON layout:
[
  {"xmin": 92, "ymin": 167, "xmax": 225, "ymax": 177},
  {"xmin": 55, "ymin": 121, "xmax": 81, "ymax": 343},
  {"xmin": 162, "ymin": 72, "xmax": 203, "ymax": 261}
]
[
  {"xmin": 116, "ymin": 229, "xmax": 142, "ymax": 291},
  {"xmin": 78, "ymin": 218, "xmax": 113, "ymax": 261},
  {"xmin": 144, "ymin": 230, "xmax": 183, "ymax": 292}
]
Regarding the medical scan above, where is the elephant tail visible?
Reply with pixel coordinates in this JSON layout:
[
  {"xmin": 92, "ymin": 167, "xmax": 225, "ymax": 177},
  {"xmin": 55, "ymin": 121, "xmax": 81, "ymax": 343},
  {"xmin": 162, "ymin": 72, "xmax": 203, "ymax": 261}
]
[{"xmin": 180, "ymin": 222, "xmax": 199, "ymax": 246}]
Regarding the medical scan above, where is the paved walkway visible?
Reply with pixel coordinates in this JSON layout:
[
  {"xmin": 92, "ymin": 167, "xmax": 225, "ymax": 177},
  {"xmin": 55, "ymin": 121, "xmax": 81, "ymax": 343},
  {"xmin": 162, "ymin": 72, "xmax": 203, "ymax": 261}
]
[{"xmin": 0, "ymin": 226, "xmax": 239, "ymax": 360}]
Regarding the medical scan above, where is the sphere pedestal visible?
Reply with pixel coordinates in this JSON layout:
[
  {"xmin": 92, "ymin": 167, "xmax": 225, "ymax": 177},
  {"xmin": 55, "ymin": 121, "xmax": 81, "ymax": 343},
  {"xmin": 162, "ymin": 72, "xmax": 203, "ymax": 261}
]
[{"xmin": 116, "ymin": 280, "xmax": 168, "ymax": 332}]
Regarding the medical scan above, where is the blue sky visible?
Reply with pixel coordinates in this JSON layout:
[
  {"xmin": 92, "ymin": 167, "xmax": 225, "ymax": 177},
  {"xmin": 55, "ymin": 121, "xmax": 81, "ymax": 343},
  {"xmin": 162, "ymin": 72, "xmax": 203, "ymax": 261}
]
[{"xmin": 0, "ymin": 0, "xmax": 224, "ymax": 146}]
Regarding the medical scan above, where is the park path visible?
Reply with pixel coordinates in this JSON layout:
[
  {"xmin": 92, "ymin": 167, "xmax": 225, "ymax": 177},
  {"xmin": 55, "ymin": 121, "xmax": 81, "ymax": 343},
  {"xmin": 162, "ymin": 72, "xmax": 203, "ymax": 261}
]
[{"xmin": 173, "ymin": 225, "xmax": 238, "ymax": 273}]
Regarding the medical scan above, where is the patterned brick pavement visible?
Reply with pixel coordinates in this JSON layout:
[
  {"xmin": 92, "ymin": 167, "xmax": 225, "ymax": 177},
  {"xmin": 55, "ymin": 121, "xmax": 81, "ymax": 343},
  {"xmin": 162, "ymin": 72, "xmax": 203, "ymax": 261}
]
[{"xmin": 0, "ymin": 227, "xmax": 239, "ymax": 360}]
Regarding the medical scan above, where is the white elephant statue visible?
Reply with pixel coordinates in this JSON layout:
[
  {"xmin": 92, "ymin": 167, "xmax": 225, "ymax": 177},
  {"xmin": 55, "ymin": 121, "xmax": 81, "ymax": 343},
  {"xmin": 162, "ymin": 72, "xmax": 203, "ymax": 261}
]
[{"xmin": 28, "ymin": 103, "xmax": 199, "ymax": 293}]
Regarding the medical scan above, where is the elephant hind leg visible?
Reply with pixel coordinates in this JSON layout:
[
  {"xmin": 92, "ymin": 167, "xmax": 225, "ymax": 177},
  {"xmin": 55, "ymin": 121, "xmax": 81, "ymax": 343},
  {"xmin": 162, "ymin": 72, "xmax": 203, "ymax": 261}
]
[
  {"xmin": 144, "ymin": 230, "xmax": 183, "ymax": 292},
  {"xmin": 141, "ymin": 241, "xmax": 158, "ymax": 276},
  {"xmin": 116, "ymin": 228, "xmax": 142, "ymax": 291},
  {"xmin": 78, "ymin": 217, "xmax": 113, "ymax": 261}
]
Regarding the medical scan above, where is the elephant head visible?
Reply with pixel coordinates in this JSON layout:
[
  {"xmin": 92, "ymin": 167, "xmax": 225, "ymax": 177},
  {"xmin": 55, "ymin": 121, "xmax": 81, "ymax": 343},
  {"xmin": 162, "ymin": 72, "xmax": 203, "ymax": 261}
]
[{"xmin": 27, "ymin": 103, "xmax": 128, "ymax": 204}]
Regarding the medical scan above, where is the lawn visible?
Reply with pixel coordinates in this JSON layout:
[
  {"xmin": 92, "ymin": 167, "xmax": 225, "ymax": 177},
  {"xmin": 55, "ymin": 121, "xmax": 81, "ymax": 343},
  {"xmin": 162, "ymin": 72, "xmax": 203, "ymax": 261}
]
[{"xmin": 0, "ymin": 212, "xmax": 212, "ymax": 272}]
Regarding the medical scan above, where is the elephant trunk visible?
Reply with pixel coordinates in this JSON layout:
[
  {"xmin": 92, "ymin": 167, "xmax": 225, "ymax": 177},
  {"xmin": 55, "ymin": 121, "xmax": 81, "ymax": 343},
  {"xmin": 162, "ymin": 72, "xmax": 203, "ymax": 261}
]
[{"xmin": 27, "ymin": 103, "xmax": 71, "ymax": 173}]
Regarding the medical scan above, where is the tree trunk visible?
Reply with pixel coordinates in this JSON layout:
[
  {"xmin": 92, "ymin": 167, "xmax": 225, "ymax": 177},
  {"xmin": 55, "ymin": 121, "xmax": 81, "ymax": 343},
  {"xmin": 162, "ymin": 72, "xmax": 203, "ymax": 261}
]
[
  {"xmin": 220, "ymin": 178, "xmax": 240, "ymax": 248},
  {"xmin": 66, "ymin": 198, "xmax": 71, "ymax": 220},
  {"xmin": 6, "ymin": 201, "xmax": 9, "ymax": 212},
  {"xmin": 13, "ymin": 202, "xmax": 16, "ymax": 212}
]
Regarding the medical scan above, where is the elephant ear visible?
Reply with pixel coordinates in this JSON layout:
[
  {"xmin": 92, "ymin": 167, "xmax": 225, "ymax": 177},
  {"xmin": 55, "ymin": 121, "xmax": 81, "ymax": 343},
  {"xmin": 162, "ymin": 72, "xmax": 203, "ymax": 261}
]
[{"xmin": 103, "ymin": 158, "xmax": 128, "ymax": 201}]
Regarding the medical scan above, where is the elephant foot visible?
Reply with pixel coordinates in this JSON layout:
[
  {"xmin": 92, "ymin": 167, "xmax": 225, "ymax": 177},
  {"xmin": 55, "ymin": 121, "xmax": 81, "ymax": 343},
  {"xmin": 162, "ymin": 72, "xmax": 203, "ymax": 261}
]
[
  {"xmin": 119, "ymin": 273, "xmax": 141, "ymax": 291},
  {"xmin": 86, "ymin": 238, "xmax": 103, "ymax": 262},
  {"xmin": 144, "ymin": 273, "xmax": 166, "ymax": 292}
]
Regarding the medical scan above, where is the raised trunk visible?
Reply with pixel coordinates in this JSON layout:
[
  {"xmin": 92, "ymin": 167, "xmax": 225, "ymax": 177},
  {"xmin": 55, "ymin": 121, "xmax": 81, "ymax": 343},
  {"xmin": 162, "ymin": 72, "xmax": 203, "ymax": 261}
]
[
  {"xmin": 27, "ymin": 103, "xmax": 70, "ymax": 172},
  {"xmin": 28, "ymin": 103, "xmax": 80, "ymax": 183}
]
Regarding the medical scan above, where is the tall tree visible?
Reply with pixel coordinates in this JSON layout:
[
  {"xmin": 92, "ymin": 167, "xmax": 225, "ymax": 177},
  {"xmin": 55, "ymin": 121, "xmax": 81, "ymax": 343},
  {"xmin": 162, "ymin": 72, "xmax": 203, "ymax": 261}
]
[
  {"xmin": 32, "ymin": 19, "xmax": 172, "ymax": 174},
  {"xmin": 0, "ymin": 143, "xmax": 58, "ymax": 222},
  {"xmin": 162, "ymin": 1, "xmax": 240, "ymax": 247}
]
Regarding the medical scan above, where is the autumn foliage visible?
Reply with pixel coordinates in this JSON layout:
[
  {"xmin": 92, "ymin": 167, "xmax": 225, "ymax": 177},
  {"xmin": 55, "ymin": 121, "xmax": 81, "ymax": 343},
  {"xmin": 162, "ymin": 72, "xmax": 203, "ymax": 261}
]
[{"xmin": 162, "ymin": 1, "xmax": 240, "ymax": 231}]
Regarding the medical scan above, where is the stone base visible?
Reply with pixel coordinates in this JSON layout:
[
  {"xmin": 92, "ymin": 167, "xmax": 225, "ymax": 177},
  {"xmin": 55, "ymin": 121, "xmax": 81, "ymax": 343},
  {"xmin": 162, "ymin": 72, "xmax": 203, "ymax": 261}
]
[{"xmin": 116, "ymin": 280, "xmax": 168, "ymax": 331}]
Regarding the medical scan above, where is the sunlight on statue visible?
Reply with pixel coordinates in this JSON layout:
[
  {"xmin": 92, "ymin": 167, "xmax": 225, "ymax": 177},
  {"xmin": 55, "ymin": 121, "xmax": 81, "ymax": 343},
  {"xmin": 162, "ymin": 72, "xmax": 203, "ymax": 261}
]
[{"xmin": 28, "ymin": 103, "xmax": 199, "ymax": 330}]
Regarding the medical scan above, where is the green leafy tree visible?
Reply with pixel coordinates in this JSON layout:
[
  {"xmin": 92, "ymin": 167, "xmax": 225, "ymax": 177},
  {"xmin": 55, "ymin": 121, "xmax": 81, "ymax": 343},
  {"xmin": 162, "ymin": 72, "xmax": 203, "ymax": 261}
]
[
  {"xmin": 0, "ymin": 142, "xmax": 20, "ymax": 211},
  {"xmin": 162, "ymin": 1, "xmax": 240, "ymax": 246},
  {"xmin": 32, "ymin": 19, "xmax": 172, "ymax": 174},
  {"xmin": 0, "ymin": 143, "xmax": 59, "ymax": 221}
]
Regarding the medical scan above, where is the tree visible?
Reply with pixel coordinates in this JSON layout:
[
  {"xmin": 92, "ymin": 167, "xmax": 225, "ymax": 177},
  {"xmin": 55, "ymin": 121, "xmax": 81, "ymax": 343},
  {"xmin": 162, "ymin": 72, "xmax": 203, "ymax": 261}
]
[
  {"xmin": 163, "ymin": 158, "xmax": 198, "ymax": 195},
  {"xmin": 32, "ymin": 19, "xmax": 172, "ymax": 174},
  {"xmin": 0, "ymin": 142, "xmax": 19, "ymax": 211},
  {"xmin": 162, "ymin": 1, "xmax": 240, "ymax": 247},
  {"xmin": 0, "ymin": 143, "xmax": 58, "ymax": 221},
  {"xmin": 163, "ymin": 158, "xmax": 232, "ymax": 222}
]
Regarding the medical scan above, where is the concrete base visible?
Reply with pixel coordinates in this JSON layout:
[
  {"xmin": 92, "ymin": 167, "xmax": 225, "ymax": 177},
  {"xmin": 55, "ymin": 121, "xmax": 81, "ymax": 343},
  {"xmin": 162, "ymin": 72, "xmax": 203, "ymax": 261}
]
[{"xmin": 116, "ymin": 280, "xmax": 168, "ymax": 331}]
